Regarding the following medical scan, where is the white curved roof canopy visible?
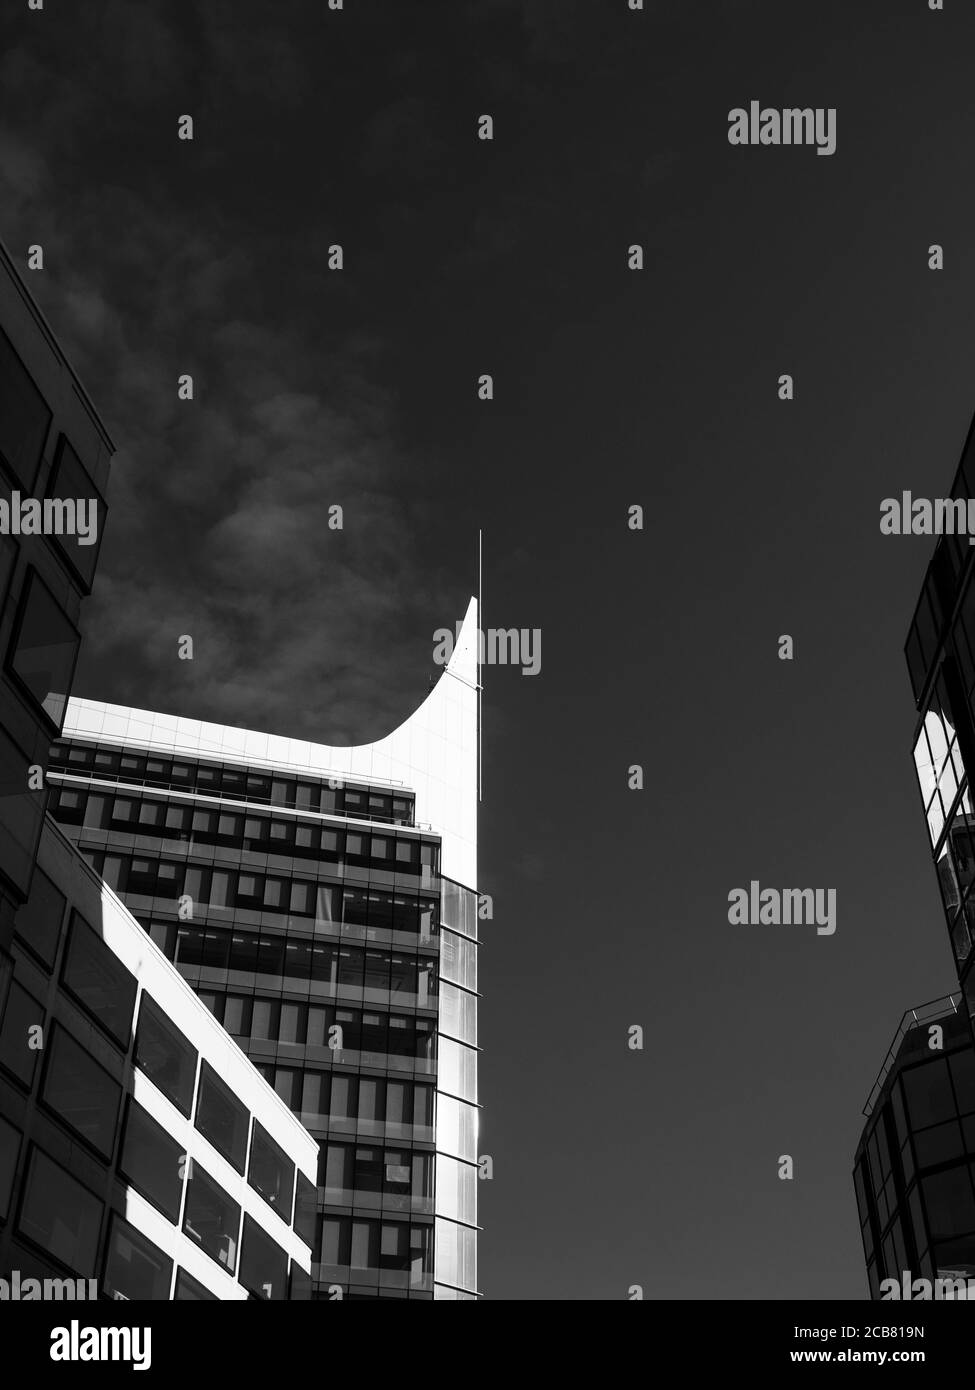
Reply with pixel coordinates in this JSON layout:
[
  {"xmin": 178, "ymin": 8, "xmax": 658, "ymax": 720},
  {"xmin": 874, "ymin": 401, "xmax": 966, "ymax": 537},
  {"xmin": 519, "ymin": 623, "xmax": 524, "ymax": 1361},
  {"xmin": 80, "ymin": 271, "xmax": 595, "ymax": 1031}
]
[{"xmin": 63, "ymin": 596, "xmax": 479, "ymax": 890}]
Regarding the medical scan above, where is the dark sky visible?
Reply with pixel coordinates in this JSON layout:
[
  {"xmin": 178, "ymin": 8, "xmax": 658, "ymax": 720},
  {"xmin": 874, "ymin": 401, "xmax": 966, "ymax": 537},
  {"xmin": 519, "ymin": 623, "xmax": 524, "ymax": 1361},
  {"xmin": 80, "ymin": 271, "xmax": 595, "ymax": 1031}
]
[{"xmin": 3, "ymin": 0, "xmax": 973, "ymax": 1298}]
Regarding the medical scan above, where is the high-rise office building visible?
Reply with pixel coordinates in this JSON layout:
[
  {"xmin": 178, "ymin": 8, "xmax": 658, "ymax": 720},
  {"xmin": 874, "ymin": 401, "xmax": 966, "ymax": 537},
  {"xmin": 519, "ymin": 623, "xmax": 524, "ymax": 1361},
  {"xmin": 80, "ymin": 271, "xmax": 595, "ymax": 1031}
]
[
  {"xmin": 855, "ymin": 416, "xmax": 975, "ymax": 1299},
  {"xmin": 1, "ymin": 812, "xmax": 318, "ymax": 1299},
  {"xmin": 48, "ymin": 604, "xmax": 481, "ymax": 1300},
  {"xmin": 854, "ymin": 995, "xmax": 975, "ymax": 1298},
  {"xmin": 905, "ymin": 429, "xmax": 975, "ymax": 1027}
]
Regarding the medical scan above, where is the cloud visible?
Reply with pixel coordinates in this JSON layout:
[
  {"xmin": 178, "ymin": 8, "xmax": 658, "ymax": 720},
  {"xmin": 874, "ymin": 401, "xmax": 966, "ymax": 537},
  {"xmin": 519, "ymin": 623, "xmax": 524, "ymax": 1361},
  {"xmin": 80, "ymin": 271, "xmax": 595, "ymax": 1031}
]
[{"xmin": 0, "ymin": 10, "xmax": 456, "ymax": 747}]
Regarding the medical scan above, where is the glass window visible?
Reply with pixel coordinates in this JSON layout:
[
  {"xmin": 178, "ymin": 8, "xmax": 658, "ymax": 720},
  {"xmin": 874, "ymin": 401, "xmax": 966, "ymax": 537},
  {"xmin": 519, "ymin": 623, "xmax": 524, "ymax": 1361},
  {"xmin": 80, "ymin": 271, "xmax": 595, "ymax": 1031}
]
[
  {"xmin": 17, "ymin": 1146, "xmax": 102, "ymax": 1273},
  {"xmin": 44, "ymin": 436, "xmax": 107, "ymax": 589},
  {"xmin": 102, "ymin": 1214, "xmax": 172, "ymax": 1301},
  {"xmin": 248, "ymin": 1121, "xmax": 295, "ymax": 1220},
  {"xmin": 435, "ymin": 1217, "xmax": 476, "ymax": 1290},
  {"xmin": 0, "ymin": 724, "xmax": 45, "ymax": 894},
  {"xmin": 195, "ymin": 1062, "xmax": 249, "ymax": 1172},
  {"xmin": 238, "ymin": 1214, "xmax": 288, "ymax": 1300},
  {"xmin": 922, "ymin": 1164, "xmax": 975, "ymax": 1241},
  {"xmin": 903, "ymin": 1058, "xmax": 957, "ymax": 1130},
  {"xmin": 134, "ymin": 993, "xmax": 198, "ymax": 1116},
  {"xmin": 440, "ymin": 929, "xmax": 477, "ymax": 992},
  {"xmin": 174, "ymin": 1268, "xmax": 218, "ymax": 1300},
  {"xmin": 41, "ymin": 1026, "xmax": 121, "ymax": 1158},
  {"xmin": 280, "ymin": 1003, "xmax": 302, "ymax": 1044},
  {"xmin": 351, "ymin": 1218, "xmax": 378, "ymax": 1270},
  {"xmin": 322, "ymin": 1215, "xmax": 350, "ymax": 1266},
  {"xmin": 6, "ymin": 569, "xmax": 80, "ymax": 729},
  {"xmin": 61, "ymin": 912, "xmax": 137, "ymax": 1049},
  {"xmin": 439, "ymin": 981, "xmax": 477, "ymax": 1045},
  {"xmin": 294, "ymin": 1171, "xmax": 316, "ymax": 1247},
  {"xmin": 0, "ymin": 1114, "xmax": 21, "ymax": 1221},
  {"xmin": 224, "ymin": 996, "xmax": 250, "ymax": 1036},
  {"xmin": 0, "ymin": 980, "xmax": 44, "ymax": 1088},
  {"xmin": 120, "ymin": 1098, "xmax": 184, "ymax": 1222},
  {"xmin": 0, "ymin": 326, "xmax": 51, "ymax": 488},
  {"xmin": 182, "ymin": 1163, "xmax": 240, "ymax": 1273},
  {"xmin": 435, "ymin": 1155, "xmax": 476, "ymax": 1225},
  {"xmin": 915, "ymin": 1119, "xmax": 966, "ymax": 1171}
]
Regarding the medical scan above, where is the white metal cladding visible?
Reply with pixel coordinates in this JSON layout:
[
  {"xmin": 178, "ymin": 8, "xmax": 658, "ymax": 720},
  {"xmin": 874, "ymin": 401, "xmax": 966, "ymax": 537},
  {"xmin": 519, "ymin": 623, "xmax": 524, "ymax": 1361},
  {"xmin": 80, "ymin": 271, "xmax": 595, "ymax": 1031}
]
[{"xmin": 62, "ymin": 597, "xmax": 479, "ymax": 892}]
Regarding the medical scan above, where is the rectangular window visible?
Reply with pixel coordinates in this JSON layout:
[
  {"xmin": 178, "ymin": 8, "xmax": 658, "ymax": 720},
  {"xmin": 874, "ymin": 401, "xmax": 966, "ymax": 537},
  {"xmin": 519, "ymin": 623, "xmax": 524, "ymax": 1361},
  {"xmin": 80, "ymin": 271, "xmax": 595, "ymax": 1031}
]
[
  {"xmin": 17, "ymin": 1146, "xmax": 102, "ymax": 1274},
  {"xmin": 239, "ymin": 1213, "xmax": 288, "ymax": 1300},
  {"xmin": 251, "ymin": 998, "xmax": 277, "ymax": 1040},
  {"xmin": 294, "ymin": 1171, "xmax": 316, "ymax": 1247},
  {"xmin": 6, "ymin": 568, "xmax": 80, "ymax": 730},
  {"xmin": 120, "ymin": 1098, "xmax": 184, "ymax": 1222},
  {"xmin": 0, "ymin": 724, "xmax": 46, "ymax": 897},
  {"xmin": 45, "ymin": 435, "xmax": 107, "ymax": 590},
  {"xmin": 182, "ymin": 1163, "xmax": 241, "ymax": 1273},
  {"xmin": 174, "ymin": 1268, "xmax": 217, "ymax": 1300},
  {"xmin": 279, "ymin": 1003, "xmax": 303, "ymax": 1044},
  {"xmin": 322, "ymin": 1215, "xmax": 350, "ymax": 1266},
  {"xmin": 0, "ymin": 326, "xmax": 51, "ymax": 489},
  {"xmin": 223, "ymin": 996, "xmax": 251, "ymax": 1035},
  {"xmin": 248, "ymin": 1121, "xmax": 295, "ymax": 1221},
  {"xmin": 134, "ymin": 992, "xmax": 198, "ymax": 1116},
  {"xmin": 0, "ymin": 980, "xmax": 44, "ymax": 1089},
  {"xmin": 0, "ymin": 1115, "xmax": 21, "ymax": 1221},
  {"xmin": 14, "ymin": 865, "xmax": 65, "ymax": 969},
  {"xmin": 62, "ymin": 912, "xmax": 137, "ymax": 1049},
  {"xmin": 41, "ymin": 1025, "xmax": 121, "ymax": 1159},
  {"xmin": 195, "ymin": 1061, "xmax": 249, "ymax": 1173}
]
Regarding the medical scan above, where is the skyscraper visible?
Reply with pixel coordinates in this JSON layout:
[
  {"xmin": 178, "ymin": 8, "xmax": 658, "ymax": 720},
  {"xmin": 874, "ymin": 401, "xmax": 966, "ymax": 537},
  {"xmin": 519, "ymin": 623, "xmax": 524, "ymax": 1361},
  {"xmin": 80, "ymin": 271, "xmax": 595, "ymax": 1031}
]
[
  {"xmin": 855, "ymin": 416, "xmax": 975, "ymax": 1300},
  {"xmin": 906, "ymin": 427, "xmax": 975, "ymax": 1026},
  {"xmin": 48, "ymin": 602, "xmax": 481, "ymax": 1300}
]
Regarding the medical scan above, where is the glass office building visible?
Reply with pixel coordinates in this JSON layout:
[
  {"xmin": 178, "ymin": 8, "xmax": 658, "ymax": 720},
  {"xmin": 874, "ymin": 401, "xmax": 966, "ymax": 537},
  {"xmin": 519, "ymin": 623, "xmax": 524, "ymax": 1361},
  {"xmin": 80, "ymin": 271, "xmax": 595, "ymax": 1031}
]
[
  {"xmin": 49, "ymin": 606, "xmax": 481, "ymax": 1300},
  {"xmin": 0, "ymin": 814, "xmax": 317, "ymax": 1299},
  {"xmin": 906, "ymin": 427, "xmax": 975, "ymax": 1029},
  {"xmin": 0, "ymin": 236, "xmax": 113, "ymax": 1005},
  {"xmin": 854, "ymin": 996, "xmax": 975, "ymax": 1297}
]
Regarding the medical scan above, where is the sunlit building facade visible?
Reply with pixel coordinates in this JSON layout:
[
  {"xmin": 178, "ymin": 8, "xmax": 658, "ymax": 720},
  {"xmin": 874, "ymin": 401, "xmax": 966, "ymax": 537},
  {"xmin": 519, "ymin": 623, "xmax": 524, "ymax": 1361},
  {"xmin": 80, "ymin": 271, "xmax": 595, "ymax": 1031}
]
[{"xmin": 49, "ymin": 604, "xmax": 481, "ymax": 1300}]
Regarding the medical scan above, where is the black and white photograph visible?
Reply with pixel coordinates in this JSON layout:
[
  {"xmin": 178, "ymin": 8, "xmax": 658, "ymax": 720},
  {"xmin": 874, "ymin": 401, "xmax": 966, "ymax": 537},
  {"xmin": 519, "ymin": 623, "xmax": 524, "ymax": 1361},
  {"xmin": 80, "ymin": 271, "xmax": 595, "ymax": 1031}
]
[{"xmin": 0, "ymin": 0, "xmax": 971, "ymax": 1369}]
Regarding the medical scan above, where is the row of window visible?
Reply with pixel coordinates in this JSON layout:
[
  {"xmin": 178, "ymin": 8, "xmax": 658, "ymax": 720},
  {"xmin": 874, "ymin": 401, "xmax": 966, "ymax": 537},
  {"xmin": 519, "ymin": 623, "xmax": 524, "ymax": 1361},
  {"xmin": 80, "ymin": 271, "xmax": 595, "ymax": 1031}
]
[
  {"xmin": 2, "ymin": 903, "xmax": 309, "ymax": 1237},
  {"xmin": 169, "ymin": 924, "xmax": 437, "ymax": 1004},
  {"xmin": 197, "ymin": 991, "xmax": 437, "ymax": 1061},
  {"xmin": 5, "ymin": 564, "xmax": 80, "ymax": 732},
  {"xmin": 856, "ymin": 1047, "xmax": 975, "ymax": 1282},
  {"xmin": 248, "ymin": 1064, "xmax": 435, "ymax": 1132},
  {"xmin": 50, "ymin": 784, "xmax": 439, "ymax": 874},
  {"xmin": 82, "ymin": 849, "xmax": 439, "ymax": 936},
  {"xmin": 0, "ymin": 327, "xmax": 103, "ymax": 592},
  {"xmin": 317, "ymin": 1215, "xmax": 432, "ymax": 1278},
  {"xmin": 50, "ymin": 740, "xmax": 415, "ymax": 825},
  {"xmin": 318, "ymin": 1142, "xmax": 433, "ymax": 1201},
  {"xmin": 1, "ymin": 1127, "xmax": 295, "ymax": 1299}
]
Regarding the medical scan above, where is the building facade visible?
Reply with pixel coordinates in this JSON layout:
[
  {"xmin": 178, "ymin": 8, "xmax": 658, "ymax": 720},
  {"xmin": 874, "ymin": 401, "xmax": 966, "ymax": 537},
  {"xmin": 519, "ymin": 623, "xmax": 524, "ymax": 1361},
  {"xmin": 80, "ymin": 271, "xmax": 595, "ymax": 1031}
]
[
  {"xmin": 49, "ymin": 605, "xmax": 481, "ymax": 1300},
  {"xmin": 905, "ymin": 427, "xmax": 975, "ymax": 1028},
  {"xmin": 854, "ymin": 995, "xmax": 975, "ymax": 1297},
  {"xmin": 1, "ymin": 815, "xmax": 317, "ymax": 1299},
  {"xmin": 0, "ymin": 237, "xmax": 113, "ymax": 1011},
  {"xmin": 855, "ymin": 417, "xmax": 975, "ymax": 1299}
]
